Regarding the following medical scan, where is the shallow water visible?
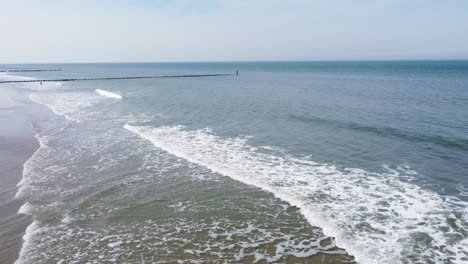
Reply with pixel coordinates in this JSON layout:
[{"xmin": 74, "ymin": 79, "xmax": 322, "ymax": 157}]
[{"xmin": 2, "ymin": 61, "xmax": 468, "ymax": 263}]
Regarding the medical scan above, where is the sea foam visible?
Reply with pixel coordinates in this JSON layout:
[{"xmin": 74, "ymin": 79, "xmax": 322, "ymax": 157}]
[
  {"xmin": 124, "ymin": 124, "xmax": 468, "ymax": 264},
  {"xmin": 95, "ymin": 89, "xmax": 122, "ymax": 99},
  {"xmin": 29, "ymin": 91, "xmax": 104, "ymax": 122},
  {"xmin": 14, "ymin": 221, "xmax": 41, "ymax": 264}
]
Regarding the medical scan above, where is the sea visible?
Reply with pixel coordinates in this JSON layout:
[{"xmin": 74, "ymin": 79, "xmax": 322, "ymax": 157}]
[{"xmin": 0, "ymin": 61, "xmax": 467, "ymax": 264}]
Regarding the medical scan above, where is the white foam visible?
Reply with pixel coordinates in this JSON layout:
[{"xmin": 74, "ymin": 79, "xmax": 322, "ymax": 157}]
[
  {"xmin": 1, "ymin": 74, "xmax": 81, "ymax": 121},
  {"xmin": 18, "ymin": 202, "xmax": 33, "ymax": 215},
  {"xmin": 108, "ymin": 241, "xmax": 123, "ymax": 248},
  {"xmin": 28, "ymin": 93, "xmax": 73, "ymax": 121},
  {"xmin": 124, "ymin": 124, "xmax": 468, "ymax": 264},
  {"xmin": 95, "ymin": 89, "xmax": 123, "ymax": 99},
  {"xmin": 16, "ymin": 133, "xmax": 48, "ymax": 196},
  {"xmin": 11, "ymin": 212, "xmax": 345, "ymax": 262},
  {"xmin": 61, "ymin": 213, "xmax": 74, "ymax": 224},
  {"xmin": 29, "ymin": 91, "xmax": 102, "ymax": 122},
  {"xmin": 458, "ymin": 184, "xmax": 468, "ymax": 197},
  {"xmin": 14, "ymin": 221, "xmax": 41, "ymax": 264},
  {"xmin": 11, "ymin": 97, "xmax": 48, "ymax": 263}
]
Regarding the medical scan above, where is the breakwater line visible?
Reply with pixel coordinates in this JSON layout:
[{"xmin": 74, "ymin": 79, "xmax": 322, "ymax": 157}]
[
  {"xmin": 0, "ymin": 68, "xmax": 61, "ymax": 73},
  {"xmin": 0, "ymin": 73, "xmax": 235, "ymax": 84}
]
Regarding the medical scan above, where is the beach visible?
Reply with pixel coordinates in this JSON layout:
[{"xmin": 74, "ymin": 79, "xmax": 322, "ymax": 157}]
[{"xmin": 0, "ymin": 81, "xmax": 38, "ymax": 263}]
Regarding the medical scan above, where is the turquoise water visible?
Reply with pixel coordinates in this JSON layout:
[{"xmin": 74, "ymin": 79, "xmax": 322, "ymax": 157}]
[{"xmin": 2, "ymin": 61, "xmax": 468, "ymax": 263}]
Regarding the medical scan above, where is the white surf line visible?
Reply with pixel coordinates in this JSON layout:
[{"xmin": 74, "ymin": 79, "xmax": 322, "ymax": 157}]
[
  {"xmin": 95, "ymin": 89, "xmax": 123, "ymax": 99},
  {"xmin": 5, "ymin": 72, "xmax": 53, "ymax": 264},
  {"xmin": 6, "ymin": 72, "xmax": 83, "ymax": 263},
  {"xmin": 124, "ymin": 124, "xmax": 468, "ymax": 264},
  {"xmin": 28, "ymin": 94, "xmax": 80, "ymax": 122},
  {"xmin": 13, "ymin": 221, "xmax": 41, "ymax": 264},
  {"xmin": 14, "ymin": 127, "xmax": 47, "ymax": 264}
]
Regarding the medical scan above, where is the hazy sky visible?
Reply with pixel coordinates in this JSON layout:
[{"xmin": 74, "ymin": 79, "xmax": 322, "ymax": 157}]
[{"xmin": 1, "ymin": 0, "xmax": 468, "ymax": 63}]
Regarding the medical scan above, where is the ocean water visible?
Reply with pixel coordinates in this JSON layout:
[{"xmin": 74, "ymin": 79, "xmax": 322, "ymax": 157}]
[{"xmin": 2, "ymin": 61, "xmax": 468, "ymax": 263}]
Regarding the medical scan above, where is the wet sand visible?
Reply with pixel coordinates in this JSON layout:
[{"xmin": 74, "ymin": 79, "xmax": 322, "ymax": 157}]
[{"xmin": 0, "ymin": 86, "xmax": 38, "ymax": 264}]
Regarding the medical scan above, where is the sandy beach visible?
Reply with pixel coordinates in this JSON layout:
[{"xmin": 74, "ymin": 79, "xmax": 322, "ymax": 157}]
[{"xmin": 0, "ymin": 81, "xmax": 39, "ymax": 264}]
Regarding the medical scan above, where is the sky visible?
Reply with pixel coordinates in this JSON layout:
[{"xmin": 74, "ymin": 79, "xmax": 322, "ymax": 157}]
[{"xmin": 1, "ymin": 0, "xmax": 468, "ymax": 63}]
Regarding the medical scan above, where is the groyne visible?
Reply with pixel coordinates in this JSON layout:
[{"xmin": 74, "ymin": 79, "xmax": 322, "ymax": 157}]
[{"xmin": 0, "ymin": 73, "xmax": 235, "ymax": 84}]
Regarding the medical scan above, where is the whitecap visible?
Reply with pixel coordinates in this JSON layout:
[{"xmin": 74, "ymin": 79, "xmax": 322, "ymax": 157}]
[{"xmin": 95, "ymin": 89, "xmax": 123, "ymax": 99}]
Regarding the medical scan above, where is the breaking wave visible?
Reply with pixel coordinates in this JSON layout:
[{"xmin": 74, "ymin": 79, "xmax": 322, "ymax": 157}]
[
  {"xmin": 124, "ymin": 124, "xmax": 468, "ymax": 264},
  {"xmin": 95, "ymin": 89, "xmax": 122, "ymax": 99}
]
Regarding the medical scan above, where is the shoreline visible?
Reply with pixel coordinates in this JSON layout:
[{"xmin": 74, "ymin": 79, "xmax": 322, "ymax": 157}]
[
  {"xmin": 1, "ymin": 73, "xmax": 358, "ymax": 263},
  {"xmin": 1, "ymin": 62, "xmax": 466, "ymax": 262},
  {"xmin": 0, "ymin": 84, "xmax": 39, "ymax": 264}
]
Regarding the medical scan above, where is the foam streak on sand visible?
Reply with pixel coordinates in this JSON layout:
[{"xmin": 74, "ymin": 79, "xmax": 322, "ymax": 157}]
[
  {"xmin": 124, "ymin": 124, "xmax": 468, "ymax": 264},
  {"xmin": 29, "ymin": 89, "xmax": 108, "ymax": 122},
  {"xmin": 14, "ymin": 221, "xmax": 41, "ymax": 264},
  {"xmin": 14, "ymin": 131, "xmax": 48, "ymax": 264},
  {"xmin": 95, "ymin": 89, "xmax": 122, "ymax": 99},
  {"xmin": 15, "ymin": 133, "xmax": 48, "ymax": 200}
]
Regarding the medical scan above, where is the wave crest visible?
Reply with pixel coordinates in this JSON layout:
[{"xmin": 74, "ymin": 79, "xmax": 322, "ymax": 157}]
[{"xmin": 95, "ymin": 89, "xmax": 122, "ymax": 99}]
